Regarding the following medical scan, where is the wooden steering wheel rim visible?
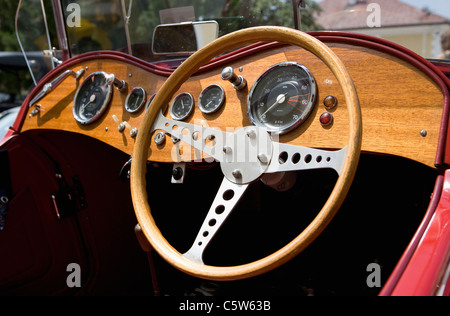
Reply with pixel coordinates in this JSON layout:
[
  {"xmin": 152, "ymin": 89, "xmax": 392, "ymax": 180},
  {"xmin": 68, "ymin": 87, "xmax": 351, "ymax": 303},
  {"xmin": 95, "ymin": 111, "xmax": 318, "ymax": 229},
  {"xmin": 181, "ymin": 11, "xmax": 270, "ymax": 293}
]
[{"xmin": 131, "ymin": 26, "xmax": 362, "ymax": 281}]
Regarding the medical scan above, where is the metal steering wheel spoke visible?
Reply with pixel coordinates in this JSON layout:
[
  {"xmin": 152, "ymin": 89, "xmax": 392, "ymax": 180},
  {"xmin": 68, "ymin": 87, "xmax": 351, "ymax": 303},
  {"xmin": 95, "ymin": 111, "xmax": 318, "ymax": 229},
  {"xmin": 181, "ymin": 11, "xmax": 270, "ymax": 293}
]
[
  {"xmin": 152, "ymin": 110, "xmax": 229, "ymax": 162},
  {"xmin": 183, "ymin": 177, "xmax": 249, "ymax": 265},
  {"xmin": 267, "ymin": 142, "xmax": 348, "ymax": 176}
]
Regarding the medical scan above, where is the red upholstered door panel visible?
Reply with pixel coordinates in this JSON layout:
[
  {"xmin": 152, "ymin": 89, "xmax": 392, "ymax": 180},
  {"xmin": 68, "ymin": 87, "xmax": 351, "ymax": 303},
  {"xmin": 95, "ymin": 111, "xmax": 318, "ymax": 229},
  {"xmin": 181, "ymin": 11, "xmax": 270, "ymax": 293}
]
[{"xmin": 0, "ymin": 135, "xmax": 88, "ymax": 295}]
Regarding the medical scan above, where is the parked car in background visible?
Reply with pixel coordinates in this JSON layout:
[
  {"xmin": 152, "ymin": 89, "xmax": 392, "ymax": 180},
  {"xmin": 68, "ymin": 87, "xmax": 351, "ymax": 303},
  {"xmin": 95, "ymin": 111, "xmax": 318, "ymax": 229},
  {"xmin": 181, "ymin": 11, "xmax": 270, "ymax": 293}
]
[
  {"xmin": 0, "ymin": 52, "xmax": 29, "ymax": 112},
  {"xmin": 0, "ymin": 107, "xmax": 20, "ymax": 140}
]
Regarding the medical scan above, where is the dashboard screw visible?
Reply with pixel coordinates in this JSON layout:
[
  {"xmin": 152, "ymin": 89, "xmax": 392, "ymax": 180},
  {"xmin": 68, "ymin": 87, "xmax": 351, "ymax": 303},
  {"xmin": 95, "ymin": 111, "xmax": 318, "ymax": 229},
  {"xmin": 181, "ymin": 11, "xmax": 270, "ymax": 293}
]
[{"xmin": 154, "ymin": 132, "xmax": 166, "ymax": 145}]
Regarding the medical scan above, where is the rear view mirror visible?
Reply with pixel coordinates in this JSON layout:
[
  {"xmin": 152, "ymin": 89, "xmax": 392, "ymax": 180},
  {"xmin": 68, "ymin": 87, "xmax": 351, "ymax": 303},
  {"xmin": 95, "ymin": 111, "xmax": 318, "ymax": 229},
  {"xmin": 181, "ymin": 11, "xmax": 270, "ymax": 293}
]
[{"xmin": 152, "ymin": 21, "xmax": 219, "ymax": 56}]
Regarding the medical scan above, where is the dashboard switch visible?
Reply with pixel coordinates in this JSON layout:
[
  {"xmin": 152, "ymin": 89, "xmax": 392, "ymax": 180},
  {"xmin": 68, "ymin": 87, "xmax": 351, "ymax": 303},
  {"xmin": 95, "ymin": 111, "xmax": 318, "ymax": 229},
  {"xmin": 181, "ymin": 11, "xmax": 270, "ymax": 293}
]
[{"xmin": 221, "ymin": 67, "xmax": 247, "ymax": 90}]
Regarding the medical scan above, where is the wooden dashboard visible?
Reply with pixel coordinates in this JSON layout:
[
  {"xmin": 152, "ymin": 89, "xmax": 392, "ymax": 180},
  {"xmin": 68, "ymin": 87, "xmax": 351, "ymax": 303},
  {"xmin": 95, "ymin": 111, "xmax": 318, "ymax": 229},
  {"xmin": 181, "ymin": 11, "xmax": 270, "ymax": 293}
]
[{"xmin": 19, "ymin": 38, "xmax": 446, "ymax": 169}]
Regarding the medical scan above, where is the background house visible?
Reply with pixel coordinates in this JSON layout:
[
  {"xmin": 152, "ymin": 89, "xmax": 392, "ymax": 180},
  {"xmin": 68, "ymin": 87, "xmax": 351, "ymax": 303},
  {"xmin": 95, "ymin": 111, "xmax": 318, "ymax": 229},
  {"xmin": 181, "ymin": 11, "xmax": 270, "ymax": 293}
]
[{"xmin": 315, "ymin": 0, "xmax": 450, "ymax": 59}]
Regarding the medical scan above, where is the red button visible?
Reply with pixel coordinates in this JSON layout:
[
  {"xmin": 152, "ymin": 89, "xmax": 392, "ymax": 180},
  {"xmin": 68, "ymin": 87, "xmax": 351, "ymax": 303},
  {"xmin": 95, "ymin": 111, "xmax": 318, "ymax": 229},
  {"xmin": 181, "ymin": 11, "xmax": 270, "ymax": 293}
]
[{"xmin": 320, "ymin": 112, "xmax": 334, "ymax": 127}]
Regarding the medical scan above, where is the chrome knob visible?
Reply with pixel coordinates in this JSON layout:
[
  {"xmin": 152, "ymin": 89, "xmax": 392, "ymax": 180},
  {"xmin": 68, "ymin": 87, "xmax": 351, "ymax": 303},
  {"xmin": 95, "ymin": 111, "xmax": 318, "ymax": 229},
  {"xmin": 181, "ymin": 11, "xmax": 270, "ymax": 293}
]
[{"xmin": 221, "ymin": 67, "xmax": 247, "ymax": 91}]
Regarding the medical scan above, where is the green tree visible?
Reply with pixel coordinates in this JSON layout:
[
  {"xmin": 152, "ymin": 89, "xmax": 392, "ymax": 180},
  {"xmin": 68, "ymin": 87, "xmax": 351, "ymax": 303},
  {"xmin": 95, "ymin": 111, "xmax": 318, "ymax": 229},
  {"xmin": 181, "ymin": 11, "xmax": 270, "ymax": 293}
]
[
  {"xmin": 300, "ymin": 0, "xmax": 323, "ymax": 31},
  {"xmin": 0, "ymin": 0, "xmax": 20, "ymax": 52},
  {"xmin": 0, "ymin": 0, "xmax": 56, "ymax": 98},
  {"xmin": 220, "ymin": 0, "xmax": 322, "ymax": 30}
]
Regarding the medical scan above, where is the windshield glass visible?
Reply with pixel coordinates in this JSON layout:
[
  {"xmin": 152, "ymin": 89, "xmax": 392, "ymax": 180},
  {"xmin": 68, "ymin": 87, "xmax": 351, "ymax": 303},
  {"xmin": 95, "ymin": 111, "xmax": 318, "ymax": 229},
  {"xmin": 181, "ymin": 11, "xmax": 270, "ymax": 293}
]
[
  {"xmin": 57, "ymin": 0, "xmax": 450, "ymax": 62},
  {"xmin": 12, "ymin": 0, "xmax": 450, "ymax": 75},
  {"xmin": 59, "ymin": 0, "xmax": 321, "ymax": 62}
]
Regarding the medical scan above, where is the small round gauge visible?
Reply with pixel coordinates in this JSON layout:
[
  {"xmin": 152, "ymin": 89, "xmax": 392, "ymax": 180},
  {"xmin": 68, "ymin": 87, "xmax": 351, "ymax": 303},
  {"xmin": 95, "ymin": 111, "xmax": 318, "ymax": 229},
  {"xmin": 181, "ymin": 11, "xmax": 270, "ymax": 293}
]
[
  {"xmin": 73, "ymin": 71, "xmax": 113, "ymax": 125},
  {"xmin": 125, "ymin": 87, "xmax": 147, "ymax": 113},
  {"xmin": 199, "ymin": 84, "xmax": 225, "ymax": 114},
  {"xmin": 170, "ymin": 92, "xmax": 194, "ymax": 121},
  {"xmin": 248, "ymin": 62, "xmax": 317, "ymax": 135}
]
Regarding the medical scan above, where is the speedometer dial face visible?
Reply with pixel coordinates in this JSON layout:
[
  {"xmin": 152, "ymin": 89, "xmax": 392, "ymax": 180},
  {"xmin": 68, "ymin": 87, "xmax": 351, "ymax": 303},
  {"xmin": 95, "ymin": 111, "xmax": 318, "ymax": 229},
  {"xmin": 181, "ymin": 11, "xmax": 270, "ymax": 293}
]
[
  {"xmin": 73, "ymin": 72, "xmax": 113, "ymax": 125},
  {"xmin": 248, "ymin": 62, "xmax": 317, "ymax": 135}
]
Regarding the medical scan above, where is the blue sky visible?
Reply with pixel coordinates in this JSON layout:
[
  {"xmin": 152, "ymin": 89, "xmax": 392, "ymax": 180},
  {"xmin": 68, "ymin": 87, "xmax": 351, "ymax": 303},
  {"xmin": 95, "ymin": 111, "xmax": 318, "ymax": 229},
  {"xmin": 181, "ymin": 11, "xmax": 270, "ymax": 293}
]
[
  {"xmin": 313, "ymin": 0, "xmax": 450, "ymax": 20},
  {"xmin": 399, "ymin": 0, "xmax": 450, "ymax": 19}
]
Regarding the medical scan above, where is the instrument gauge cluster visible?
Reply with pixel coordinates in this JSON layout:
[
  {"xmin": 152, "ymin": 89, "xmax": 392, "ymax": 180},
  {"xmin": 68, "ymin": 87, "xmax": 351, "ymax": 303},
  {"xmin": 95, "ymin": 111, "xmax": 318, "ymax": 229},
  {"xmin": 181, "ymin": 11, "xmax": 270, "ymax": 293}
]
[
  {"xmin": 167, "ymin": 62, "xmax": 317, "ymax": 136},
  {"xmin": 72, "ymin": 63, "xmax": 317, "ymax": 135}
]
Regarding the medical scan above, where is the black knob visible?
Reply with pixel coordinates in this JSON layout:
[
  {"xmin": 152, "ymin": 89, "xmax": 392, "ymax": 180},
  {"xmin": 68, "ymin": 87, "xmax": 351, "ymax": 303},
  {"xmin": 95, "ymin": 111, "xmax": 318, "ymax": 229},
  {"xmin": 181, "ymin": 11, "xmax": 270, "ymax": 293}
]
[{"xmin": 172, "ymin": 167, "xmax": 184, "ymax": 181}]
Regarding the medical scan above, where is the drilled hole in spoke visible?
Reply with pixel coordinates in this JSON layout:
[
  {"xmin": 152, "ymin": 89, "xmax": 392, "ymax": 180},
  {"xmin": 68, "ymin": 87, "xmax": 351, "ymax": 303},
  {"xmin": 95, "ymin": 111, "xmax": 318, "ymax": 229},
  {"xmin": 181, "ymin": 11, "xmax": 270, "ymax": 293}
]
[
  {"xmin": 292, "ymin": 153, "xmax": 301, "ymax": 164},
  {"xmin": 316, "ymin": 156, "xmax": 323, "ymax": 163},
  {"xmin": 209, "ymin": 219, "xmax": 217, "ymax": 227},
  {"xmin": 279, "ymin": 152, "xmax": 288, "ymax": 165},
  {"xmin": 327, "ymin": 157, "xmax": 331, "ymax": 162},
  {"xmin": 305, "ymin": 155, "xmax": 312, "ymax": 164},
  {"xmin": 223, "ymin": 190, "xmax": 235, "ymax": 201},
  {"xmin": 216, "ymin": 205, "xmax": 225, "ymax": 215},
  {"xmin": 203, "ymin": 231, "xmax": 209, "ymax": 237},
  {"xmin": 182, "ymin": 128, "xmax": 190, "ymax": 136}
]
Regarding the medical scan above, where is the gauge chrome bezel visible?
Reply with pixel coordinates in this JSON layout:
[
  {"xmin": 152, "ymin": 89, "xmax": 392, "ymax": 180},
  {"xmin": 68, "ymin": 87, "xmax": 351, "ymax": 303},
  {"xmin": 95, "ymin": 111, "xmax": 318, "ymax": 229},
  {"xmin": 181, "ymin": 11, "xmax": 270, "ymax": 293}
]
[
  {"xmin": 199, "ymin": 84, "xmax": 226, "ymax": 114},
  {"xmin": 73, "ymin": 71, "xmax": 113, "ymax": 125},
  {"xmin": 170, "ymin": 92, "xmax": 195, "ymax": 121},
  {"xmin": 125, "ymin": 87, "xmax": 147, "ymax": 113},
  {"xmin": 247, "ymin": 62, "xmax": 317, "ymax": 135}
]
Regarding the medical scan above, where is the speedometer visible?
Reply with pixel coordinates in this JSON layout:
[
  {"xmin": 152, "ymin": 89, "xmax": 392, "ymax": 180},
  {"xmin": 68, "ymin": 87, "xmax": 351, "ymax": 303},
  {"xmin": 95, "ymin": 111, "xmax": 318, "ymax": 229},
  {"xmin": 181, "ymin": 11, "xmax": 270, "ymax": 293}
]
[
  {"xmin": 73, "ymin": 72, "xmax": 113, "ymax": 125},
  {"xmin": 247, "ymin": 62, "xmax": 317, "ymax": 135}
]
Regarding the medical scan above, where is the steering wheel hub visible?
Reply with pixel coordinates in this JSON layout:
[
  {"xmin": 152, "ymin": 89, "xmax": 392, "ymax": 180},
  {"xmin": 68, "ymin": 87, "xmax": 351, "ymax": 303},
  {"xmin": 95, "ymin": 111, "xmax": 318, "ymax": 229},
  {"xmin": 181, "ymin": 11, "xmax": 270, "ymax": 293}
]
[{"xmin": 221, "ymin": 126, "xmax": 273, "ymax": 185}]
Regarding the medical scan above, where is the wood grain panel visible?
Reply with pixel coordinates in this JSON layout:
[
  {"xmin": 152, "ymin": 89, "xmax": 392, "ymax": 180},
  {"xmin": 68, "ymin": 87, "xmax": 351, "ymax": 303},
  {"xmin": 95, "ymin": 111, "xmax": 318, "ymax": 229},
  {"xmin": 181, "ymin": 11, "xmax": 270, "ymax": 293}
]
[{"xmin": 21, "ymin": 42, "xmax": 443, "ymax": 168}]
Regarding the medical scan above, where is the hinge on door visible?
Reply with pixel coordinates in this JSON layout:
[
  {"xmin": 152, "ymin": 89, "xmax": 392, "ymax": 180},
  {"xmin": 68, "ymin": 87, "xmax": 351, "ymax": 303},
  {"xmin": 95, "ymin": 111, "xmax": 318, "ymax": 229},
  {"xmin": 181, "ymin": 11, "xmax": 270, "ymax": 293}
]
[{"xmin": 52, "ymin": 174, "xmax": 87, "ymax": 220}]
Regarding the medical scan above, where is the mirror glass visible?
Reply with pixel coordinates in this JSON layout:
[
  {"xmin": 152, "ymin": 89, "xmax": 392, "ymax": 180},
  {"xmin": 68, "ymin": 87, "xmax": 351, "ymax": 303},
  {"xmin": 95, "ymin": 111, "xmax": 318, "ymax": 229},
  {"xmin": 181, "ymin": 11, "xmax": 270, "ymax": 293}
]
[{"xmin": 152, "ymin": 21, "xmax": 219, "ymax": 55}]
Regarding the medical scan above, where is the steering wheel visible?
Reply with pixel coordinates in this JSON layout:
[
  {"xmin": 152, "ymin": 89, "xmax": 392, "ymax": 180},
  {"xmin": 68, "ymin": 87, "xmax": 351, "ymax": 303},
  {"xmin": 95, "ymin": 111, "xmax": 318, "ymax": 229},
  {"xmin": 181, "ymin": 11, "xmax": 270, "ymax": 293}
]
[{"xmin": 131, "ymin": 26, "xmax": 362, "ymax": 281}]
